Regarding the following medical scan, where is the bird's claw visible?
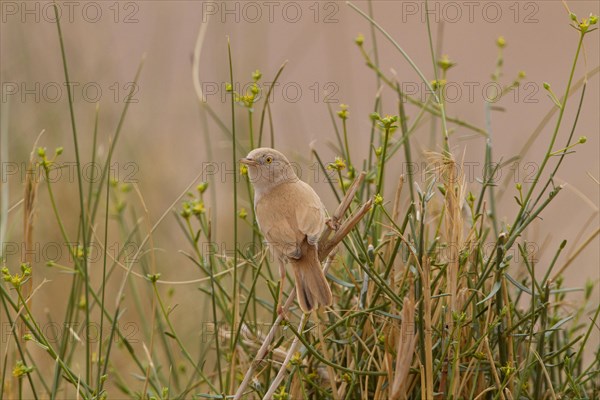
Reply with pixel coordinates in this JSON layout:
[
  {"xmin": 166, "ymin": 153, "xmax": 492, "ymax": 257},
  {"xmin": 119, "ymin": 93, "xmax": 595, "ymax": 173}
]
[{"xmin": 326, "ymin": 218, "xmax": 340, "ymax": 231}]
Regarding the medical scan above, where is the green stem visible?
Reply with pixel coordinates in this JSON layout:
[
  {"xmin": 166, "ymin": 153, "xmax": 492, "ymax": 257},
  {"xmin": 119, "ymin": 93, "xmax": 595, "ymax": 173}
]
[
  {"xmin": 95, "ymin": 163, "xmax": 111, "ymax": 396},
  {"xmin": 5, "ymin": 285, "xmax": 92, "ymax": 396},
  {"xmin": 226, "ymin": 38, "xmax": 240, "ymax": 390},
  {"xmin": 151, "ymin": 282, "xmax": 217, "ymax": 393},
  {"xmin": 258, "ymin": 61, "xmax": 287, "ymax": 147},
  {"xmin": 248, "ymin": 110, "xmax": 254, "ymax": 150},
  {"xmin": 376, "ymin": 126, "xmax": 391, "ymax": 196},
  {"xmin": 509, "ymin": 33, "xmax": 584, "ymax": 243},
  {"xmin": 342, "ymin": 117, "xmax": 353, "ymax": 171},
  {"xmin": 398, "ymin": 88, "xmax": 415, "ymax": 204},
  {"xmin": 52, "ymin": 2, "xmax": 91, "ymax": 382},
  {"xmin": 0, "ymin": 292, "xmax": 39, "ymax": 399},
  {"xmin": 425, "ymin": 0, "xmax": 450, "ymax": 151}
]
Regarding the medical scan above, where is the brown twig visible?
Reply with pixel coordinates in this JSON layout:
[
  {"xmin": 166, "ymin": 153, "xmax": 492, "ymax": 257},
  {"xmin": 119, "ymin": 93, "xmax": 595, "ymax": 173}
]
[
  {"xmin": 320, "ymin": 171, "xmax": 366, "ymax": 245},
  {"xmin": 319, "ymin": 199, "xmax": 373, "ymax": 261}
]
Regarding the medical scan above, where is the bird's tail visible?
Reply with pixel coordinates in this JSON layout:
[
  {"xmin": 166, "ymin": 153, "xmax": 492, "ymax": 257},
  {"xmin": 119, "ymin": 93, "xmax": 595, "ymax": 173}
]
[{"xmin": 291, "ymin": 240, "xmax": 332, "ymax": 313}]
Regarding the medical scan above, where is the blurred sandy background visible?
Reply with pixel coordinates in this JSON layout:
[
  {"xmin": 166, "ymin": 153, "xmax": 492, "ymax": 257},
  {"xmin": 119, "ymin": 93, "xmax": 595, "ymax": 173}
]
[{"xmin": 1, "ymin": 0, "xmax": 599, "ymax": 386}]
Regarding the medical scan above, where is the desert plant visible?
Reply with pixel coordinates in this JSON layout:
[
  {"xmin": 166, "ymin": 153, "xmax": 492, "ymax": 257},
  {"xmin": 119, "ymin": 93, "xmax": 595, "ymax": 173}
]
[{"xmin": 0, "ymin": 1, "xmax": 598, "ymax": 399}]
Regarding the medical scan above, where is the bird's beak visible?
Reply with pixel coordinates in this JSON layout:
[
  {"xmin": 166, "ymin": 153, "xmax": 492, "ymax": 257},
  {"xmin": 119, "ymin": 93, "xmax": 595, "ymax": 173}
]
[{"xmin": 239, "ymin": 157, "xmax": 258, "ymax": 166}]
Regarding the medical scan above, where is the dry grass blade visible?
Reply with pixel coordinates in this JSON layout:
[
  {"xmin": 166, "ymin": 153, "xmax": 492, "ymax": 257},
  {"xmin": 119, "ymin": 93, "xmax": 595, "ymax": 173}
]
[
  {"xmin": 390, "ymin": 290, "xmax": 417, "ymax": 399},
  {"xmin": 18, "ymin": 132, "xmax": 43, "ymax": 348}
]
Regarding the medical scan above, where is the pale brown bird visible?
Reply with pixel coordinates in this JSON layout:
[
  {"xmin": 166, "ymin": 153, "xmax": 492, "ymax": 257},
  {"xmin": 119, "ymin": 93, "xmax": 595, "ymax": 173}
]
[{"xmin": 240, "ymin": 148, "xmax": 332, "ymax": 313}]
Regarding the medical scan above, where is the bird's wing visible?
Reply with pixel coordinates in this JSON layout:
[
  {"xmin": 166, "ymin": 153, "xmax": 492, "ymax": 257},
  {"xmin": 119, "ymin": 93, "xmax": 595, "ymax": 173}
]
[{"xmin": 294, "ymin": 181, "xmax": 326, "ymax": 245}]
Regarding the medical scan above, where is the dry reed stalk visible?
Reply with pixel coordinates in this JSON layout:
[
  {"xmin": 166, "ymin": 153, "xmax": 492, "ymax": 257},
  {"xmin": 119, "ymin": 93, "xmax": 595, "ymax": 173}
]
[
  {"xmin": 421, "ymin": 256, "xmax": 434, "ymax": 400},
  {"xmin": 315, "ymin": 309, "xmax": 340, "ymax": 400},
  {"xmin": 428, "ymin": 151, "xmax": 466, "ymax": 398},
  {"xmin": 484, "ymin": 337, "xmax": 506, "ymax": 400},
  {"xmin": 501, "ymin": 277, "xmax": 515, "ymax": 392},
  {"xmin": 390, "ymin": 285, "xmax": 417, "ymax": 399},
  {"xmin": 19, "ymin": 141, "xmax": 40, "ymax": 346},
  {"xmin": 261, "ymin": 313, "xmax": 308, "ymax": 400}
]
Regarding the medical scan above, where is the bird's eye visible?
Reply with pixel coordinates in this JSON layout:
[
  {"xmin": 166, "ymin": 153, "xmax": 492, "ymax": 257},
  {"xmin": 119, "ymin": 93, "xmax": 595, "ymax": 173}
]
[{"xmin": 265, "ymin": 156, "xmax": 273, "ymax": 164}]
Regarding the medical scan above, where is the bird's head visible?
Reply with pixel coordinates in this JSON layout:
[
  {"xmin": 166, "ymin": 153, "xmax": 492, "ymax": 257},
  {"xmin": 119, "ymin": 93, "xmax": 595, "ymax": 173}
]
[{"xmin": 240, "ymin": 147, "xmax": 298, "ymax": 192}]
